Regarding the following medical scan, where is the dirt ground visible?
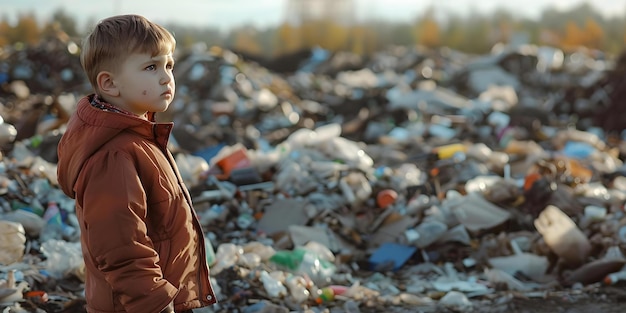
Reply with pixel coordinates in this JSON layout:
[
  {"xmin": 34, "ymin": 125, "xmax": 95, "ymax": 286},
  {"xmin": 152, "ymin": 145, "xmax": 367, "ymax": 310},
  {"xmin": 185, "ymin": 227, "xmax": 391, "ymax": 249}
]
[
  {"xmin": 452, "ymin": 285, "xmax": 626, "ymax": 313},
  {"xmin": 349, "ymin": 285, "xmax": 626, "ymax": 313}
]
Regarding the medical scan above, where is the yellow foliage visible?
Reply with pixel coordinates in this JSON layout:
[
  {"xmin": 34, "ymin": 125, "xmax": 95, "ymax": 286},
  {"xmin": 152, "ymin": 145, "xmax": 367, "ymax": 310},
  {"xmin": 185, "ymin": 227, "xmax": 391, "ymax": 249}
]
[
  {"xmin": 233, "ymin": 28, "xmax": 262, "ymax": 55},
  {"xmin": 277, "ymin": 23, "xmax": 302, "ymax": 54},
  {"xmin": 583, "ymin": 18, "xmax": 604, "ymax": 50},
  {"xmin": 415, "ymin": 14, "xmax": 440, "ymax": 48},
  {"xmin": 562, "ymin": 21, "xmax": 584, "ymax": 50},
  {"xmin": 14, "ymin": 14, "xmax": 40, "ymax": 45}
]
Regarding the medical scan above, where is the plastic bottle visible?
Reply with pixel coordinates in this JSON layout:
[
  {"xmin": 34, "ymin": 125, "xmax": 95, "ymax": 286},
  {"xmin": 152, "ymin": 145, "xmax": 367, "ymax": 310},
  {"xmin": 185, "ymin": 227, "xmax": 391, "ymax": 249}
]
[
  {"xmin": 408, "ymin": 219, "xmax": 448, "ymax": 248},
  {"xmin": 316, "ymin": 287, "xmax": 335, "ymax": 303},
  {"xmin": 204, "ymin": 236, "xmax": 217, "ymax": 267},
  {"xmin": 604, "ymin": 271, "xmax": 626, "ymax": 285},
  {"xmin": 434, "ymin": 143, "xmax": 467, "ymax": 160},
  {"xmin": 211, "ymin": 243, "xmax": 242, "ymax": 274},
  {"xmin": 39, "ymin": 202, "xmax": 64, "ymax": 242},
  {"xmin": 42, "ymin": 201, "xmax": 61, "ymax": 224},
  {"xmin": 284, "ymin": 275, "xmax": 310, "ymax": 303},
  {"xmin": 259, "ymin": 270, "xmax": 287, "ymax": 298},
  {"xmin": 269, "ymin": 248, "xmax": 336, "ymax": 286}
]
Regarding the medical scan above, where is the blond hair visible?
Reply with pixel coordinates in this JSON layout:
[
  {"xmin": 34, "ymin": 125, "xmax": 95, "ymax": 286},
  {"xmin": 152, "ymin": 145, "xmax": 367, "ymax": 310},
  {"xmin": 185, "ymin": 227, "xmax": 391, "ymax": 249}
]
[{"xmin": 80, "ymin": 14, "xmax": 176, "ymax": 92}]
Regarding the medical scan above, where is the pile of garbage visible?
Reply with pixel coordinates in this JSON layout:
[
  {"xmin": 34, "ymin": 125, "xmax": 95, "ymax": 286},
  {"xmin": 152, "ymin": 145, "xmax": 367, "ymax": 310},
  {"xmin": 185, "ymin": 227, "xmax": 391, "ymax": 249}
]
[{"xmin": 2, "ymin": 36, "xmax": 626, "ymax": 313}]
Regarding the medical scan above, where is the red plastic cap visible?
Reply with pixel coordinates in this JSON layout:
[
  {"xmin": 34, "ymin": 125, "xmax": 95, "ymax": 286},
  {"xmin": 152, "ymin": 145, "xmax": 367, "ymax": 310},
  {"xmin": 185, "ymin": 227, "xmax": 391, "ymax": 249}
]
[{"xmin": 377, "ymin": 189, "xmax": 398, "ymax": 208}]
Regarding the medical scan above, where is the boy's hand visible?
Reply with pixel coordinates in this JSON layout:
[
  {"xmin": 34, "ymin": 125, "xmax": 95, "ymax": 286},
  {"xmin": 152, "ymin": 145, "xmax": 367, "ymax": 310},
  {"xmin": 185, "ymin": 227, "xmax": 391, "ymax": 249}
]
[{"xmin": 160, "ymin": 301, "xmax": 174, "ymax": 313}]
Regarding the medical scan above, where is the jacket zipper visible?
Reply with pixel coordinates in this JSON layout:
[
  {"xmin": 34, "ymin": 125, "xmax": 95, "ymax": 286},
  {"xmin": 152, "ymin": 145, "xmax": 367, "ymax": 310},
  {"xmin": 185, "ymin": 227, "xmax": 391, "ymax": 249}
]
[{"xmin": 154, "ymin": 124, "xmax": 211, "ymax": 304}]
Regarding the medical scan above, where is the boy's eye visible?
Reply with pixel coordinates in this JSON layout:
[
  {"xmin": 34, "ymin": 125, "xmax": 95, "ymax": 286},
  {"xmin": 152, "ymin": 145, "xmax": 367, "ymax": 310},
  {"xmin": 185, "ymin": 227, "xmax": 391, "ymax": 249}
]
[
  {"xmin": 145, "ymin": 64, "xmax": 156, "ymax": 71},
  {"xmin": 167, "ymin": 63, "xmax": 175, "ymax": 70}
]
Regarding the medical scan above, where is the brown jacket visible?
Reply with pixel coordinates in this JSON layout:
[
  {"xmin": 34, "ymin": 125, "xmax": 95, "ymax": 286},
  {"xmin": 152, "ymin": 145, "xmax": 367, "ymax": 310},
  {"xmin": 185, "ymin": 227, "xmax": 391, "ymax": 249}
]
[{"xmin": 57, "ymin": 95, "xmax": 216, "ymax": 313}]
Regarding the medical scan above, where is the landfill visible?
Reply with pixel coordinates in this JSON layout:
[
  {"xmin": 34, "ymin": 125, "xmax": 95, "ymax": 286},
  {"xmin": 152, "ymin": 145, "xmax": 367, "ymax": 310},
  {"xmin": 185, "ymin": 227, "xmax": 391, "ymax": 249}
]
[{"xmin": 2, "ymin": 32, "xmax": 626, "ymax": 313}]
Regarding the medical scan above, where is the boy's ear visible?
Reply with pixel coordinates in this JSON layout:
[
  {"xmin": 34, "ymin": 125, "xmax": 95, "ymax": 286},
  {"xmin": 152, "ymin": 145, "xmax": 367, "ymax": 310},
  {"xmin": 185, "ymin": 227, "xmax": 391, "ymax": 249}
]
[{"xmin": 96, "ymin": 71, "xmax": 119, "ymax": 97}]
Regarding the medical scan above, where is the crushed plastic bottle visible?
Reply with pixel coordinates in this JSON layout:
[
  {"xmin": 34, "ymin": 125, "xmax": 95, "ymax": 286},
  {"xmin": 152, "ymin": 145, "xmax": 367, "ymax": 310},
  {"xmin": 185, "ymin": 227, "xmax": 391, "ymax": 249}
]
[
  {"xmin": 604, "ymin": 271, "xmax": 626, "ymax": 285},
  {"xmin": 0, "ymin": 221, "xmax": 26, "ymax": 265},
  {"xmin": 405, "ymin": 219, "xmax": 448, "ymax": 248},
  {"xmin": 211, "ymin": 243, "xmax": 243, "ymax": 275},
  {"xmin": 269, "ymin": 248, "xmax": 337, "ymax": 286},
  {"xmin": 204, "ymin": 236, "xmax": 217, "ymax": 267},
  {"xmin": 39, "ymin": 201, "xmax": 65, "ymax": 242},
  {"xmin": 439, "ymin": 290, "xmax": 473, "ymax": 311},
  {"xmin": 260, "ymin": 270, "xmax": 288, "ymax": 298},
  {"xmin": 284, "ymin": 274, "xmax": 311, "ymax": 303}
]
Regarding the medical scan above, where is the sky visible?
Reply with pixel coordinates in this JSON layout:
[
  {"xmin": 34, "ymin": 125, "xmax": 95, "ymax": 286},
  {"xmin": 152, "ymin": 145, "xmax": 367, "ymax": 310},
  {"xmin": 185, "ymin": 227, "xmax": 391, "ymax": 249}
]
[{"xmin": 2, "ymin": 0, "xmax": 626, "ymax": 32}]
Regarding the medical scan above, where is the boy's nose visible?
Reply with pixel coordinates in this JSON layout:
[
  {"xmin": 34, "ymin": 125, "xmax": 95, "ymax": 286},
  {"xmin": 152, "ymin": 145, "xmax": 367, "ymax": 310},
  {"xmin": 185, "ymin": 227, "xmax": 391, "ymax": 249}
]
[{"xmin": 161, "ymin": 71, "xmax": 173, "ymax": 84}]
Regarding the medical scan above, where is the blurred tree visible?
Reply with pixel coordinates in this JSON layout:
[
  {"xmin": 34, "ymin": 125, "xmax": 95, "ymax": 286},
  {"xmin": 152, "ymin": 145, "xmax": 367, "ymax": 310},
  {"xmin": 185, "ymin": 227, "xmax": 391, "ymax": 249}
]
[
  {"xmin": 0, "ymin": 17, "xmax": 10, "ymax": 47},
  {"xmin": 257, "ymin": 27, "xmax": 279, "ymax": 57},
  {"xmin": 368, "ymin": 21, "xmax": 412, "ymax": 51},
  {"xmin": 3, "ymin": 2, "xmax": 626, "ymax": 57},
  {"xmin": 355, "ymin": 24, "xmax": 379, "ymax": 55},
  {"xmin": 583, "ymin": 18, "xmax": 605, "ymax": 50},
  {"xmin": 518, "ymin": 18, "xmax": 542, "ymax": 46},
  {"xmin": 50, "ymin": 8, "xmax": 79, "ymax": 38},
  {"xmin": 231, "ymin": 26, "xmax": 262, "ymax": 55},
  {"xmin": 562, "ymin": 21, "xmax": 584, "ymax": 50},
  {"xmin": 443, "ymin": 14, "xmax": 465, "ymax": 50},
  {"xmin": 603, "ymin": 17, "xmax": 625, "ymax": 53},
  {"xmin": 320, "ymin": 20, "xmax": 350, "ymax": 51},
  {"xmin": 167, "ymin": 24, "xmax": 224, "ymax": 51},
  {"xmin": 414, "ymin": 8, "xmax": 440, "ymax": 48},
  {"xmin": 461, "ymin": 12, "xmax": 491, "ymax": 54},
  {"xmin": 349, "ymin": 25, "xmax": 365, "ymax": 55},
  {"xmin": 12, "ymin": 13, "xmax": 40, "ymax": 45},
  {"xmin": 300, "ymin": 20, "xmax": 326, "ymax": 50},
  {"xmin": 491, "ymin": 8, "xmax": 514, "ymax": 44},
  {"xmin": 276, "ymin": 23, "xmax": 302, "ymax": 55}
]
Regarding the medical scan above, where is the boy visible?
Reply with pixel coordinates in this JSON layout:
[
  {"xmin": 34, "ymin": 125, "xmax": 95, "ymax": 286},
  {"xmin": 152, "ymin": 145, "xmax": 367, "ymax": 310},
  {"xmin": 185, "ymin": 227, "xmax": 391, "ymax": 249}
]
[{"xmin": 56, "ymin": 15, "xmax": 217, "ymax": 313}]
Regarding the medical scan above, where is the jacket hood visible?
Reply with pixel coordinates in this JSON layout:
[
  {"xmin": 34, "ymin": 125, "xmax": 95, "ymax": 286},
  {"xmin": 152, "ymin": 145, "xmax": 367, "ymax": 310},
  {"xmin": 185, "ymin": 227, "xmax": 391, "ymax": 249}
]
[{"xmin": 56, "ymin": 95, "xmax": 168, "ymax": 198}]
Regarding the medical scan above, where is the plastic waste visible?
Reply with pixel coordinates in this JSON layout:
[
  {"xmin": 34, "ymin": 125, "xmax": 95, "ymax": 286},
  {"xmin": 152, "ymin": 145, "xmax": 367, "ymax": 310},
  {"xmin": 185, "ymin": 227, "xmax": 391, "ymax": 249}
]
[
  {"xmin": 0, "ymin": 270, "xmax": 29, "ymax": 304},
  {"xmin": 444, "ymin": 191, "xmax": 511, "ymax": 233},
  {"xmin": 405, "ymin": 220, "xmax": 448, "ymax": 248},
  {"xmin": 211, "ymin": 243, "xmax": 243, "ymax": 275},
  {"xmin": 242, "ymin": 299, "xmax": 289, "ymax": 313},
  {"xmin": 342, "ymin": 300, "xmax": 362, "ymax": 313},
  {"xmin": 284, "ymin": 274, "xmax": 310, "ymax": 303},
  {"xmin": 39, "ymin": 201, "xmax": 71, "ymax": 242},
  {"xmin": 534, "ymin": 205, "xmax": 591, "ymax": 267},
  {"xmin": 301, "ymin": 241, "xmax": 336, "ymax": 262},
  {"xmin": 439, "ymin": 291, "xmax": 472, "ymax": 311},
  {"xmin": 242, "ymin": 241, "xmax": 276, "ymax": 261},
  {"xmin": 315, "ymin": 286, "xmax": 335, "ymax": 303},
  {"xmin": 563, "ymin": 257, "xmax": 626, "ymax": 286},
  {"xmin": 0, "ymin": 221, "xmax": 26, "ymax": 265},
  {"xmin": 204, "ymin": 236, "xmax": 217, "ymax": 266},
  {"xmin": 40, "ymin": 239, "xmax": 84, "ymax": 279},
  {"xmin": 237, "ymin": 253, "xmax": 262, "ymax": 269},
  {"xmin": 484, "ymin": 268, "xmax": 537, "ymax": 291},
  {"xmin": 488, "ymin": 240, "xmax": 549, "ymax": 282},
  {"xmin": 318, "ymin": 136, "xmax": 374, "ymax": 171},
  {"xmin": 259, "ymin": 270, "xmax": 287, "ymax": 298},
  {"xmin": 269, "ymin": 248, "xmax": 336, "ymax": 286},
  {"xmin": 604, "ymin": 271, "xmax": 626, "ymax": 285},
  {"xmin": 339, "ymin": 172, "xmax": 372, "ymax": 208},
  {"xmin": 376, "ymin": 189, "xmax": 398, "ymax": 209}
]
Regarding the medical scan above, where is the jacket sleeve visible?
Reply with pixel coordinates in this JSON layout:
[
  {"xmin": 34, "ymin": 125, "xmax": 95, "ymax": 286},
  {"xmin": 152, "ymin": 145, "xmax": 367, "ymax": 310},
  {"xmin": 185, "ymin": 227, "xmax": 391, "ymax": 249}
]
[{"xmin": 79, "ymin": 150, "xmax": 178, "ymax": 313}]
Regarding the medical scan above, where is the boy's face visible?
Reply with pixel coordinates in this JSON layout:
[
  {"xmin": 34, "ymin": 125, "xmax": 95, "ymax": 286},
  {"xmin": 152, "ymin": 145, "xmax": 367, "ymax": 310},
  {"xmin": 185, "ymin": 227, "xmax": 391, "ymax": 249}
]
[{"xmin": 111, "ymin": 52, "xmax": 175, "ymax": 116}]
